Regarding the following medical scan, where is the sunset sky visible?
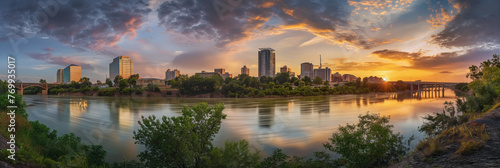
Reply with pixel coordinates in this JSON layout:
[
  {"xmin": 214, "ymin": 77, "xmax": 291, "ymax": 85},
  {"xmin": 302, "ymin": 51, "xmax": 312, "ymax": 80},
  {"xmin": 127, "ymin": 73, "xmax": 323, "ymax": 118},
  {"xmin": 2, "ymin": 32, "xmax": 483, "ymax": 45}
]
[{"xmin": 1, "ymin": 0, "xmax": 498, "ymax": 83}]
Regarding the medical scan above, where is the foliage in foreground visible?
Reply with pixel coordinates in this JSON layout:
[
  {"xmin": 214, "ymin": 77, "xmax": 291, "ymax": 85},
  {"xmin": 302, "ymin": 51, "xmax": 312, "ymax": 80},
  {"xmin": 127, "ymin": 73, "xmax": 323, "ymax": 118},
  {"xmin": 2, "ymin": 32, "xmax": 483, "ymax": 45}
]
[
  {"xmin": 324, "ymin": 113, "xmax": 412, "ymax": 168},
  {"xmin": 133, "ymin": 102, "xmax": 410, "ymax": 168}
]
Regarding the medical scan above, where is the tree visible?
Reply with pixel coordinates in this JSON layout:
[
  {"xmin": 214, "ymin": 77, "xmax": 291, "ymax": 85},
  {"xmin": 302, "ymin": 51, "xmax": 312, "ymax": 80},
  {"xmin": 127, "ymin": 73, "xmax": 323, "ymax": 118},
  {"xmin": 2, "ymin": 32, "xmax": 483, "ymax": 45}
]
[
  {"xmin": 119, "ymin": 79, "xmax": 129, "ymax": 90},
  {"xmin": 114, "ymin": 75, "xmax": 123, "ymax": 87},
  {"xmin": 128, "ymin": 74, "xmax": 140, "ymax": 87},
  {"xmin": 302, "ymin": 76, "xmax": 312, "ymax": 85},
  {"xmin": 39, "ymin": 79, "xmax": 47, "ymax": 83},
  {"xmin": 312, "ymin": 77, "xmax": 323, "ymax": 85},
  {"xmin": 324, "ymin": 112, "xmax": 412, "ymax": 168},
  {"xmin": 105, "ymin": 78, "xmax": 113, "ymax": 87},
  {"xmin": 79, "ymin": 77, "xmax": 91, "ymax": 88},
  {"xmin": 275, "ymin": 72, "xmax": 290, "ymax": 84},
  {"xmin": 467, "ymin": 54, "xmax": 500, "ymax": 80},
  {"xmin": 133, "ymin": 103, "xmax": 226, "ymax": 168},
  {"xmin": 96, "ymin": 80, "xmax": 102, "ymax": 84},
  {"xmin": 206, "ymin": 140, "xmax": 261, "ymax": 168}
]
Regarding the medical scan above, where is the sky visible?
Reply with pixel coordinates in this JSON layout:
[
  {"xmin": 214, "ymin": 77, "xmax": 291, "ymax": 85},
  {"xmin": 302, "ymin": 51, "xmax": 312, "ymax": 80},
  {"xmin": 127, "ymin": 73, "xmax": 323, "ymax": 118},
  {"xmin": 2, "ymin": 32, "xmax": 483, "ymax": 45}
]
[{"xmin": 1, "ymin": 0, "xmax": 499, "ymax": 83}]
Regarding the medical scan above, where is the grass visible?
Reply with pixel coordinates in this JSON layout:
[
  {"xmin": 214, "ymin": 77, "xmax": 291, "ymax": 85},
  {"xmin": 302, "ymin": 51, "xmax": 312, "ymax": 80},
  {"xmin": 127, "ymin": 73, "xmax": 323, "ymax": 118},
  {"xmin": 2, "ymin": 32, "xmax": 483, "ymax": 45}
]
[{"xmin": 415, "ymin": 103, "xmax": 499, "ymax": 158}]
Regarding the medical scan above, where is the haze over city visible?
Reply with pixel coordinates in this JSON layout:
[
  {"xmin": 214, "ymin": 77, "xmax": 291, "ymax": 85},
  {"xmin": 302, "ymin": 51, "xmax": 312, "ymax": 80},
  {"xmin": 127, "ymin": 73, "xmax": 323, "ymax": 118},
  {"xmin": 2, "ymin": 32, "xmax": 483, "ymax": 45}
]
[{"xmin": 1, "ymin": 0, "xmax": 498, "ymax": 83}]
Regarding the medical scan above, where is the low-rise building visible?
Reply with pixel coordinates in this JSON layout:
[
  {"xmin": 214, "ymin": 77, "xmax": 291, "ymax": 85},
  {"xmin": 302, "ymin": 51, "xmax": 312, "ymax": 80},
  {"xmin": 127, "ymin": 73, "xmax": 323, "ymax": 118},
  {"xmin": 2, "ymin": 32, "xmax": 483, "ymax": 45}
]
[
  {"xmin": 137, "ymin": 78, "xmax": 166, "ymax": 86},
  {"xmin": 331, "ymin": 72, "xmax": 343, "ymax": 82},
  {"xmin": 343, "ymin": 74, "xmax": 357, "ymax": 82},
  {"xmin": 196, "ymin": 69, "xmax": 233, "ymax": 79},
  {"xmin": 364, "ymin": 76, "xmax": 384, "ymax": 83}
]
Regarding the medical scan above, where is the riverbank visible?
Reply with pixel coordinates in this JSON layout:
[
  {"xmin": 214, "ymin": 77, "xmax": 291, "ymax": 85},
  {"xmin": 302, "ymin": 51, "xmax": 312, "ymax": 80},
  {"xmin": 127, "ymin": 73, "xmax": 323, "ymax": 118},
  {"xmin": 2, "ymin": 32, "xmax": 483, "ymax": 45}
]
[{"xmin": 391, "ymin": 103, "xmax": 500, "ymax": 167}]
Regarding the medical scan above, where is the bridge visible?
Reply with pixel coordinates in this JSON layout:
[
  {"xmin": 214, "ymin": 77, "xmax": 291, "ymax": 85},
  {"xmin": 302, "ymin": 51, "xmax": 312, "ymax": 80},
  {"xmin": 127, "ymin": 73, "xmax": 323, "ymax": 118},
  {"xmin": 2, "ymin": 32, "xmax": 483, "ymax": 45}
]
[
  {"xmin": 12, "ymin": 83, "xmax": 60, "ymax": 95},
  {"xmin": 387, "ymin": 80, "xmax": 459, "ymax": 98}
]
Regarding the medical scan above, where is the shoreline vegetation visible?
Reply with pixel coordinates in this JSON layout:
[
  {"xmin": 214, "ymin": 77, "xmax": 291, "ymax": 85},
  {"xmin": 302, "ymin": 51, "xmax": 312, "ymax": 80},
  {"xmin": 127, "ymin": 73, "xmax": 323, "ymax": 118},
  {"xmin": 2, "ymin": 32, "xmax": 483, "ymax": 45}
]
[
  {"xmin": 26, "ymin": 72, "xmax": 410, "ymax": 98},
  {"xmin": 1, "ymin": 54, "xmax": 499, "ymax": 168}
]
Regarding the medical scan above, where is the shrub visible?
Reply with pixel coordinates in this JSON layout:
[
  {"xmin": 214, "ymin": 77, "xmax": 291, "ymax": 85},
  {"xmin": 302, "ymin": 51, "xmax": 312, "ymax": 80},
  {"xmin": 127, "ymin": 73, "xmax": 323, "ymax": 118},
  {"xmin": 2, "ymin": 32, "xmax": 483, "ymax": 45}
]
[
  {"xmin": 323, "ymin": 112, "xmax": 412, "ymax": 168},
  {"xmin": 133, "ymin": 103, "xmax": 226, "ymax": 168}
]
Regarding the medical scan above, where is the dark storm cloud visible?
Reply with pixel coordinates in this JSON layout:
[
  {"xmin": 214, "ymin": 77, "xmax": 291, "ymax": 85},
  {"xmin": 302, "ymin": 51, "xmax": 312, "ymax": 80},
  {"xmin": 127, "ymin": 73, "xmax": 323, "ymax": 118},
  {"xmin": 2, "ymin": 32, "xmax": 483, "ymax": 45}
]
[
  {"xmin": 0, "ymin": 0, "xmax": 151, "ymax": 52},
  {"xmin": 431, "ymin": 0, "xmax": 500, "ymax": 48},
  {"xmin": 156, "ymin": 0, "xmax": 382, "ymax": 49},
  {"xmin": 27, "ymin": 51, "xmax": 94, "ymax": 70}
]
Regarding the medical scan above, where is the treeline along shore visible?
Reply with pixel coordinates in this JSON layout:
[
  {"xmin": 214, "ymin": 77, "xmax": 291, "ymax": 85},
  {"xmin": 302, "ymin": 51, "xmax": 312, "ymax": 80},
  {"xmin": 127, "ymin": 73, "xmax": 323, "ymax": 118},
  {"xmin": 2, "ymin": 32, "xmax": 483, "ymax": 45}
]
[{"xmin": 24, "ymin": 72, "xmax": 411, "ymax": 98}]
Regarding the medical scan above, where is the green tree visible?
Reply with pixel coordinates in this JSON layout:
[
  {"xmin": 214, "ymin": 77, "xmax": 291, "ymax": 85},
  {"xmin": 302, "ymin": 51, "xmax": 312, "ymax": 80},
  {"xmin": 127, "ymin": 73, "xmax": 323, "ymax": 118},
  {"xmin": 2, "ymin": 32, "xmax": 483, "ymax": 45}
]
[
  {"xmin": 128, "ymin": 74, "xmax": 140, "ymax": 88},
  {"xmin": 114, "ymin": 75, "xmax": 123, "ymax": 87},
  {"xmin": 106, "ymin": 78, "xmax": 113, "ymax": 87},
  {"xmin": 79, "ymin": 77, "xmax": 91, "ymax": 88},
  {"xmin": 275, "ymin": 72, "xmax": 290, "ymax": 84},
  {"xmin": 206, "ymin": 140, "xmax": 261, "ymax": 168},
  {"xmin": 302, "ymin": 76, "xmax": 312, "ymax": 85},
  {"xmin": 39, "ymin": 79, "xmax": 47, "ymax": 83},
  {"xmin": 324, "ymin": 112, "xmax": 412, "ymax": 168},
  {"xmin": 133, "ymin": 103, "xmax": 227, "ymax": 168},
  {"xmin": 312, "ymin": 77, "xmax": 323, "ymax": 85},
  {"xmin": 467, "ymin": 54, "xmax": 500, "ymax": 80},
  {"xmin": 119, "ymin": 79, "xmax": 129, "ymax": 90}
]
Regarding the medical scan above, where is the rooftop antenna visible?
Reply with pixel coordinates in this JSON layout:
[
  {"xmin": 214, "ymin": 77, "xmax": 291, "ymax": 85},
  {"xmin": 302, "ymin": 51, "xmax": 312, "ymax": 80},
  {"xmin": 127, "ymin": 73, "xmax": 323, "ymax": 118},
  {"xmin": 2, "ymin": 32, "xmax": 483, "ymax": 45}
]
[{"xmin": 320, "ymin": 54, "xmax": 322, "ymax": 69}]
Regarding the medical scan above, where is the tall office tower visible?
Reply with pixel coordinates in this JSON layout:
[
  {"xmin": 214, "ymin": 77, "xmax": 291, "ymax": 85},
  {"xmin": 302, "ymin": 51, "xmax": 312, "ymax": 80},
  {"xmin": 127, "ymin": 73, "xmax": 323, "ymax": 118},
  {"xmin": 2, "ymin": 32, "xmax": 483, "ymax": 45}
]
[
  {"xmin": 56, "ymin": 68, "xmax": 64, "ymax": 83},
  {"xmin": 109, "ymin": 56, "xmax": 134, "ymax": 80},
  {"xmin": 258, "ymin": 48, "xmax": 276, "ymax": 78},
  {"xmin": 63, "ymin": 64, "xmax": 81, "ymax": 83},
  {"xmin": 301, "ymin": 62, "xmax": 314, "ymax": 79},
  {"xmin": 241, "ymin": 65, "xmax": 250, "ymax": 75},
  {"xmin": 165, "ymin": 69, "xmax": 180, "ymax": 81}
]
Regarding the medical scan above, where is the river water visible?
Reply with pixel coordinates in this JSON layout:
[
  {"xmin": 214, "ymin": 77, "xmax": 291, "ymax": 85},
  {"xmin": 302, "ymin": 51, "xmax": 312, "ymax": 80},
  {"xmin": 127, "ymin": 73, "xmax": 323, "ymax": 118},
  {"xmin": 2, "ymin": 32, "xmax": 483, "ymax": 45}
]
[{"xmin": 24, "ymin": 89, "xmax": 457, "ymax": 162}]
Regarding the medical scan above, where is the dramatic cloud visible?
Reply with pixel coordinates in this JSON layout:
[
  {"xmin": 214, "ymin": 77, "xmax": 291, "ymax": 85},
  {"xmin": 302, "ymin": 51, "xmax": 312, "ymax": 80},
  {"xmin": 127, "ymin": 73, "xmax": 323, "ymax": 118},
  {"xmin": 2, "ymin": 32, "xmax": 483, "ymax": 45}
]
[
  {"xmin": 157, "ymin": 0, "xmax": 402, "ymax": 49},
  {"xmin": 324, "ymin": 57, "xmax": 402, "ymax": 71},
  {"xmin": 431, "ymin": 0, "xmax": 500, "ymax": 48},
  {"xmin": 0, "ymin": 0, "xmax": 152, "ymax": 52},
  {"xmin": 26, "ymin": 52, "xmax": 94, "ymax": 70},
  {"xmin": 372, "ymin": 48, "xmax": 497, "ymax": 71}
]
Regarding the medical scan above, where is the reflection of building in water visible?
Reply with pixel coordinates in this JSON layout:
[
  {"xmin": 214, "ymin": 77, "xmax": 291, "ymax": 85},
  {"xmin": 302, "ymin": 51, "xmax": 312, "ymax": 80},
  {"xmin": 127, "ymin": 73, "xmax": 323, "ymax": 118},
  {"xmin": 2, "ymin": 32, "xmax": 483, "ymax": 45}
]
[
  {"xmin": 109, "ymin": 101, "xmax": 135, "ymax": 129},
  {"xmin": 69, "ymin": 99, "xmax": 88, "ymax": 117},
  {"xmin": 288, "ymin": 101, "xmax": 294, "ymax": 113},
  {"xmin": 258, "ymin": 105, "xmax": 275, "ymax": 128},
  {"xmin": 300, "ymin": 102, "xmax": 312, "ymax": 114}
]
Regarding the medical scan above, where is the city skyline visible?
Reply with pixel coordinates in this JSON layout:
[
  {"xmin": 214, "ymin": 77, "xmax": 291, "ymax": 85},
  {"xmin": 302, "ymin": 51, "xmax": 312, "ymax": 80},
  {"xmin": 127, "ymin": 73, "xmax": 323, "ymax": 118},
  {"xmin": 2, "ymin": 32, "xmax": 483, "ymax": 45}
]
[{"xmin": 1, "ymin": 0, "xmax": 498, "ymax": 83}]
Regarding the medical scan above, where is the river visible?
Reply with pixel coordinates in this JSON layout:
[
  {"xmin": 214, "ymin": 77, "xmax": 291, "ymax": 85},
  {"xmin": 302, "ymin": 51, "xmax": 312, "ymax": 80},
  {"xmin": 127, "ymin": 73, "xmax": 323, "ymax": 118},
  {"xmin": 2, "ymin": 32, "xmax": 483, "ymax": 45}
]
[{"xmin": 24, "ymin": 89, "xmax": 458, "ymax": 162}]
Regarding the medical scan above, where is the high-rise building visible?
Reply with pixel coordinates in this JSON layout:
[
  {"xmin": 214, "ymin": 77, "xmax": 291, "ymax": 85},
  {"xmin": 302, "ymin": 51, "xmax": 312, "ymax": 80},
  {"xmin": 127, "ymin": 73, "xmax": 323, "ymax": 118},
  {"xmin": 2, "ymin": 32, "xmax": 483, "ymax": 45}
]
[
  {"xmin": 301, "ymin": 62, "xmax": 314, "ymax": 79},
  {"xmin": 109, "ymin": 56, "xmax": 134, "ymax": 80},
  {"xmin": 56, "ymin": 68, "xmax": 64, "ymax": 83},
  {"xmin": 241, "ymin": 65, "xmax": 250, "ymax": 75},
  {"xmin": 165, "ymin": 69, "xmax": 180, "ymax": 81},
  {"xmin": 258, "ymin": 48, "xmax": 276, "ymax": 78},
  {"xmin": 63, "ymin": 64, "xmax": 81, "ymax": 83}
]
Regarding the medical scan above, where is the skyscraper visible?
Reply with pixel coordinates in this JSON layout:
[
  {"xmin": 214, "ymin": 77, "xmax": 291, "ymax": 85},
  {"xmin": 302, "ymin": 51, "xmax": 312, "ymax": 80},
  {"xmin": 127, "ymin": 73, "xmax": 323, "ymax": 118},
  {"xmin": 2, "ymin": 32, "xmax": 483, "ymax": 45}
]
[
  {"xmin": 109, "ymin": 56, "xmax": 134, "ymax": 80},
  {"xmin": 56, "ymin": 68, "xmax": 64, "ymax": 84},
  {"xmin": 241, "ymin": 65, "xmax": 250, "ymax": 75},
  {"xmin": 165, "ymin": 69, "xmax": 180, "ymax": 81},
  {"xmin": 301, "ymin": 62, "xmax": 314, "ymax": 79},
  {"xmin": 258, "ymin": 48, "xmax": 276, "ymax": 78},
  {"xmin": 63, "ymin": 64, "xmax": 81, "ymax": 83}
]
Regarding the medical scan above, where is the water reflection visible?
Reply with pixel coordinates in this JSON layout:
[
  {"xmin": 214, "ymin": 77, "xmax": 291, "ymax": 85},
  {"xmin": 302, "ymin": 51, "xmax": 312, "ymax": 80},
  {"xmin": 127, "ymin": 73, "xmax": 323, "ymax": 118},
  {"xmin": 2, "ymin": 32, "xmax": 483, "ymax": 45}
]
[{"xmin": 23, "ymin": 89, "xmax": 459, "ymax": 162}]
